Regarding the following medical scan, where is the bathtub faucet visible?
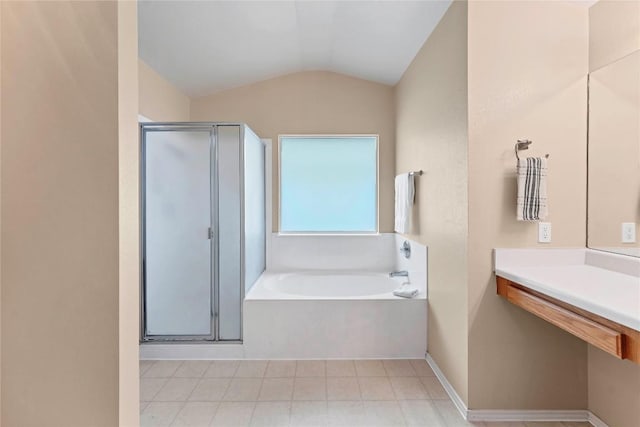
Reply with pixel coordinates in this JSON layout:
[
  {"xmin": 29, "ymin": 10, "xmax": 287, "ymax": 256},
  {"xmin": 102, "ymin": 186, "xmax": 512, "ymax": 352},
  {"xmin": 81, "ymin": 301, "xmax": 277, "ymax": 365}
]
[{"xmin": 389, "ymin": 270, "xmax": 409, "ymax": 278}]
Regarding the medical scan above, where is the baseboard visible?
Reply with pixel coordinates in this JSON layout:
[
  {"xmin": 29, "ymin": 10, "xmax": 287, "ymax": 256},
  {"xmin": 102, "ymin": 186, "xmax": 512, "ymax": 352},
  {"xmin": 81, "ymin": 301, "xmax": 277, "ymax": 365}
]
[
  {"xmin": 425, "ymin": 353, "xmax": 469, "ymax": 420},
  {"xmin": 424, "ymin": 352, "xmax": 608, "ymax": 427}
]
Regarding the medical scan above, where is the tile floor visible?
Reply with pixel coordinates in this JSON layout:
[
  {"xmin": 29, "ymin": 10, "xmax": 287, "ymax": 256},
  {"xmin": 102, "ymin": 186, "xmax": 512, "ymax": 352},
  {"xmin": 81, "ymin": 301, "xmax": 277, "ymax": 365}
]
[{"xmin": 140, "ymin": 359, "xmax": 590, "ymax": 427}]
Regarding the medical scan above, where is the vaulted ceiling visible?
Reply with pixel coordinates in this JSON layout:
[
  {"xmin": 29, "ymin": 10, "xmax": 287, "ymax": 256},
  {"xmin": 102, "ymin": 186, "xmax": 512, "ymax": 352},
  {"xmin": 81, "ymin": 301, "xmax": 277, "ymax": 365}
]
[{"xmin": 138, "ymin": 0, "xmax": 452, "ymax": 97}]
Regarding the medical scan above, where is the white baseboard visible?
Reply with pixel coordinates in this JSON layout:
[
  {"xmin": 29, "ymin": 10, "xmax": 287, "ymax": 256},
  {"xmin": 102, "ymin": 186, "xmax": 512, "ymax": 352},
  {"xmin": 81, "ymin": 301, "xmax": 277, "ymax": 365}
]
[{"xmin": 424, "ymin": 352, "xmax": 608, "ymax": 427}]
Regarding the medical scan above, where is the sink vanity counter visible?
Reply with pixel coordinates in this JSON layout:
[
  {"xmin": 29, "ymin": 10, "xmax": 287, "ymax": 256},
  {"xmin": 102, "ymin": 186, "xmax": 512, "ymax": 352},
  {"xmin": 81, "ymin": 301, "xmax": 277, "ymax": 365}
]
[{"xmin": 494, "ymin": 248, "xmax": 640, "ymax": 363}]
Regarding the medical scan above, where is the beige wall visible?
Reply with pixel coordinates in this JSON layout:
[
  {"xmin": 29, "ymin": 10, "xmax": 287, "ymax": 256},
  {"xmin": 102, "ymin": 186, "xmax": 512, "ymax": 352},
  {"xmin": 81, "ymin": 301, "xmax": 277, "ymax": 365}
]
[
  {"xmin": 191, "ymin": 71, "xmax": 396, "ymax": 232},
  {"xmin": 589, "ymin": 0, "xmax": 640, "ymax": 72},
  {"xmin": 467, "ymin": 0, "xmax": 589, "ymax": 409},
  {"xmin": 139, "ymin": 59, "xmax": 190, "ymax": 122},
  {"xmin": 1, "ymin": 1, "xmax": 127, "ymax": 425},
  {"xmin": 586, "ymin": 2, "xmax": 640, "ymax": 425},
  {"xmin": 395, "ymin": 1, "xmax": 469, "ymax": 403},
  {"xmin": 118, "ymin": 2, "xmax": 140, "ymax": 425}
]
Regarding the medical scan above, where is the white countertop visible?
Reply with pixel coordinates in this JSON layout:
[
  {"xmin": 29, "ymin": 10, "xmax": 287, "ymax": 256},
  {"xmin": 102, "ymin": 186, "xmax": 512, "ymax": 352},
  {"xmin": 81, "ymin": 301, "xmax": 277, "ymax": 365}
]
[{"xmin": 494, "ymin": 248, "xmax": 640, "ymax": 331}]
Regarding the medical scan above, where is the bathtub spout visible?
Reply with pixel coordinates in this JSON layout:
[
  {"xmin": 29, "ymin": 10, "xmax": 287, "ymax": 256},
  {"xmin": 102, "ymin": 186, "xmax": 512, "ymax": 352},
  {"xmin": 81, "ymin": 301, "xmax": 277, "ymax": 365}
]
[{"xmin": 389, "ymin": 270, "xmax": 409, "ymax": 278}]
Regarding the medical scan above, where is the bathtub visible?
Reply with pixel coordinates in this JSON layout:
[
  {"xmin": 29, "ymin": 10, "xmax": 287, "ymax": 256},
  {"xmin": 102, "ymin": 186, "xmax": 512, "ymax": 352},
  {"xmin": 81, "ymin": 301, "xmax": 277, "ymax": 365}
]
[{"xmin": 243, "ymin": 270, "xmax": 427, "ymax": 359}]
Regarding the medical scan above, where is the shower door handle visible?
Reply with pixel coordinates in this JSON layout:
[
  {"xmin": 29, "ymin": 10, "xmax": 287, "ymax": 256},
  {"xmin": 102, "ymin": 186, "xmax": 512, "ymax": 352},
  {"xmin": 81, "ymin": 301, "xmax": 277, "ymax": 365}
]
[{"xmin": 207, "ymin": 227, "xmax": 214, "ymax": 240}]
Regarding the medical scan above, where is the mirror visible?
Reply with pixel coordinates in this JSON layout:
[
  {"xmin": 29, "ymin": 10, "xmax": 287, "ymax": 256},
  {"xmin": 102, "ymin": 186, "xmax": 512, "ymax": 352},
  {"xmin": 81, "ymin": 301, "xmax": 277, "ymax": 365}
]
[{"xmin": 587, "ymin": 49, "xmax": 640, "ymax": 257}]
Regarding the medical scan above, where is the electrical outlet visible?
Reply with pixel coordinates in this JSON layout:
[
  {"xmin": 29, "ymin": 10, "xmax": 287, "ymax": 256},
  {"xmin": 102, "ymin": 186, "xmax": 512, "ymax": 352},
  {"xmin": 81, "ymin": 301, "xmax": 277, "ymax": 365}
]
[
  {"xmin": 622, "ymin": 222, "xmax": 636, "ymax": 243},
  {"xmin": 538, "ymin": 222, "xmax": 552, "ymax": 243}
]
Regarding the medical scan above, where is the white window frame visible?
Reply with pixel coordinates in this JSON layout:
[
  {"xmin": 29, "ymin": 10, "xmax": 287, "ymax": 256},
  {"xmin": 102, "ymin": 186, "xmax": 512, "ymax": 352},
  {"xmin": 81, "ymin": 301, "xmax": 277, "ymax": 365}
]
[{"xmin": 277, "ymin": 134, "xmax": 379, "ymax": 235}]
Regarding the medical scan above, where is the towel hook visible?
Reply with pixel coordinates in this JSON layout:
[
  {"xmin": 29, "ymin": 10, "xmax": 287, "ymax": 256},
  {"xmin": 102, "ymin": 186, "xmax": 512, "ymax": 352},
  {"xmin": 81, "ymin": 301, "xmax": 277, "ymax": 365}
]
[{"xmin": 515, "ymin": 139, "xmax": 549, "ymax": 161}]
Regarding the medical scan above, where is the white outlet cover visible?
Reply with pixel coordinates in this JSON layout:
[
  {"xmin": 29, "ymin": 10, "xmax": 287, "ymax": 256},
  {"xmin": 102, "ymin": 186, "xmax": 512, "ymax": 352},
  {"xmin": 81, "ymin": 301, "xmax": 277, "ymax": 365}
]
[
  {"xmin": 622, "ymin": 222, "xmax": 636, "ymax": 243},
  {"xmin": 538, "ymin": 222, "xmax": 552, "ymax": 243}
]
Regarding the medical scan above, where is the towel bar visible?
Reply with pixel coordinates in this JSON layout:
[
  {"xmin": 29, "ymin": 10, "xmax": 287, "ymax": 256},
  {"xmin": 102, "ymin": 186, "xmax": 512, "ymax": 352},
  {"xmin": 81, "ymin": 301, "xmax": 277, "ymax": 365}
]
[{"xmin": 515, "ymin": 139, "xmax": 549, "ymax": 161}]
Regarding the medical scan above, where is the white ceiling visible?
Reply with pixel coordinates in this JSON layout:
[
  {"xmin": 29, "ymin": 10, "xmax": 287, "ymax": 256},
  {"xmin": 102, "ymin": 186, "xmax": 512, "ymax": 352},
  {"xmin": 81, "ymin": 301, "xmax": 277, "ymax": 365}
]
[{"xmin": 138, "ymin": 0, "xmax": 453, "ymax": 97}]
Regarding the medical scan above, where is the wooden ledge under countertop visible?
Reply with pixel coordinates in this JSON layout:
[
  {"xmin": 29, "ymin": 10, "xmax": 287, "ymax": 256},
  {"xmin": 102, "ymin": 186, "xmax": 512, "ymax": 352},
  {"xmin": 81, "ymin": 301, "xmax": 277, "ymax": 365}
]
[{"xmin": 497, "ymin": 276, "xmax": 640, "ymax": 364}]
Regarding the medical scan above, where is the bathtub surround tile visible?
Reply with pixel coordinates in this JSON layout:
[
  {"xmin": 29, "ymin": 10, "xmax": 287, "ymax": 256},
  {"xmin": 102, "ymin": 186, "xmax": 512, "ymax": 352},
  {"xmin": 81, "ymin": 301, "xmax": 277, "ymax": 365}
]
[
  {"xmin": 141, "ymin": 402, "xmax": 183, "ymax": 427},
  {"xmin": 141, "ymin": 378, "xmax": 169, "ymax": 402},
  {"xmin": 383, "ymin": 360, "xmax": 416, "ymax": 377},
  {"xmin": 173, "ymin": 361, "xmax": 211, "ymax": 378},
  {"xmin": 389, "ymin": 377, "xmax": 429, "ymax": 400},
  {"xmin": 327, "ymin": 401, "xmax": 366, "ymax": 426},
  {"xmin": 293, "ymin": 377, "xmax": 327, "ymax": 401},
  {"xmin": 409, "ymin": 359, "xmax": 436, "ymax": 377},
  {"xmin": 357, "ymin": 377, "xmax": 396, "ymax": 400},
  {"xmin": 354, "ymin": 360, "xmax": 386, "ymax": 377},
  {"xmin": 236, "ymin": 361, "xmax": 268, "ymax": 378},
  {"xmin": 327, "ymin": 377, "xmax": 361, "ymax": 401},
  {"xmin": 141, "ymin": 360, "xmax": 155, "ymax": 377},
  {"xmin": 258, "ymin": 378, "xmax": 294, "ymax": 401},
  {"xmin": 290, "ymin": 401, "xmax": 328, "ymax": 426},
  {"xmin": 420, "ymin": 376, "xmax": 449, "ymax": 400},
  {"xmin": 361, "ymin": 400, "xmax": 406, "ymax": 426},
  {"xmin": 144, "ymin": 361, "xmax": 183, "ymax": 378},
  {"xmin": 189, "ymin": 378, "xmax": 231, "ymax": 401},
  {"xmin": 399, "ymin": 400, "xmax": 445, "ymax": 426},
  {"xmin": 265, "ymin": 360, "xmax": 296, "ymax": 378},
  {"xmin": 210, "ymin": 402, "xmax": 255, "ymax": 427},
  {"xmin": 224, "ymin": 378, "xmax": 263, "ymax": 401},
  {"xmin": 205, "ymin": 360, "xmax": 239, "ymax": 378},
  {"xmin": 326, "ymin": 360, "xmax": 356, "ymax": 377},
  {"xmin": 296, "ymin": 360, "xmax": 326, "ymax": 377},
  {"xmin": 154, "ymin": 378, "xmax": 199, "ymax": 402},
  {"xmin": 249, "ymin": 401, "xmax": 291, "ymax": 426},
  {"xmin": 170, "ymin": 402, "xmax": 218, "ymax": 427}
]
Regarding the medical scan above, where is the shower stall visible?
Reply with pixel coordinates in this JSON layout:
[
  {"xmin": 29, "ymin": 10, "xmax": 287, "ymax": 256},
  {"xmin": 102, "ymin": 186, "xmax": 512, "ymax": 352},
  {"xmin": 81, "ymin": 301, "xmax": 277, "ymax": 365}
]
[{"xmin": 140, "ymin": 123, "xmax": 266, "ymax": 342}]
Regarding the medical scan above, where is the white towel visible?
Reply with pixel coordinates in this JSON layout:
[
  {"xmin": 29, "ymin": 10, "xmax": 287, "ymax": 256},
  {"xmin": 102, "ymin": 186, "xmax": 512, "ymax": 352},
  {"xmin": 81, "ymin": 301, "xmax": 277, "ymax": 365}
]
[
  {"xmin": 393, "ymin": 283, "xmax": 419, "ymax": 299},
  {"xmin": 517, "ymin": 157, "xmax": 548, "ymax": 221},
  {"xmin": 394, "ymin": 173, "xmax": 415, "ymax": 233}
]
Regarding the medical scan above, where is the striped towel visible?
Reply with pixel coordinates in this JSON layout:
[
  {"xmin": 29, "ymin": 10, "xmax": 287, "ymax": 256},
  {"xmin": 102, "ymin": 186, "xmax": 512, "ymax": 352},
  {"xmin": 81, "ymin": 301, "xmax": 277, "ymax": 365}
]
[{"xmin": 517, "ymin": 157, "xmax": 548, "ymax": 221}]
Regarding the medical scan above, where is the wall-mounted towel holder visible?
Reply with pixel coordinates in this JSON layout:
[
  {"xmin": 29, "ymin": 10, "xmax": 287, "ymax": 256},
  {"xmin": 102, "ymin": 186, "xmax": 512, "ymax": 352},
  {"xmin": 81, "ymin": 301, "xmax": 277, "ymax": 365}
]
[
  {"xmin": 515, "ymin": 139, "xmax": 549, "ymax": 161},
  {"xmin": 408, "ymin": 170, "xmax": 424, "ymax": 177}
]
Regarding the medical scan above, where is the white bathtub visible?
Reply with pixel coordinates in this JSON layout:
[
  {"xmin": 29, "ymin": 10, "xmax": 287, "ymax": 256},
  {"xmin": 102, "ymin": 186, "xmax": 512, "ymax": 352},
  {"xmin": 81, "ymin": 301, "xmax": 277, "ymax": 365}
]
[{"xmin": 243, "ymin": 270, "xmax": 427, "ymax": 359}]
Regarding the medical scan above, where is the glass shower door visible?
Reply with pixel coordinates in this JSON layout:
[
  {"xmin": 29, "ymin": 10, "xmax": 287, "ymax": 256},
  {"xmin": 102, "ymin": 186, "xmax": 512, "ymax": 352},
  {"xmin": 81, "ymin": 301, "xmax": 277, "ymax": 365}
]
[{"xmin": 143, "ymin": 127, "xmax": 214, "ymax": 339}]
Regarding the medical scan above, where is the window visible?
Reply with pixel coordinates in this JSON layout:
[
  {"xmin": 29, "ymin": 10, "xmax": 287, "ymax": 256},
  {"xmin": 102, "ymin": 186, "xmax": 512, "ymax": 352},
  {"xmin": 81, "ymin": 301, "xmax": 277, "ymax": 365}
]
[{"xmin": 279, "ymin": 135, "xmax": 378, "ymax": 233}]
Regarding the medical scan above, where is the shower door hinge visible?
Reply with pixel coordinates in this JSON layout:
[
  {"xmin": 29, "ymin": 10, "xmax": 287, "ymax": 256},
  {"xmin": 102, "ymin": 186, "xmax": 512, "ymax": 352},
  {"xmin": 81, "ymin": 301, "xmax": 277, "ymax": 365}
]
[{"xmin": 208, "ymin": 227, "xmax": 214, "ymax": 239}]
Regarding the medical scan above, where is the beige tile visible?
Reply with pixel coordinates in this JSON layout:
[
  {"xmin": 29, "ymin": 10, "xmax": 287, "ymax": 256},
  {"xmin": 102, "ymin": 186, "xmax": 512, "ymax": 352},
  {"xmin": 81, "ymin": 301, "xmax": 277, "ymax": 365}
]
[
  {"xmin": 409, "ymin": 359, "xmax": 436, "ymax": 377},
  {"xmin": 141, "ymin": 402, "xmax": 183, "ymax": 427},
  {"xmin": 211, "ymin": 402, "xmax": 255, "ymax": 427},
  {"xmin": 290, "ymin": 401, "xmax": 328, "ymax": 427},
  {"xmin": 189, "ymin": 378, "xmax": 231, "ymax": 402},
  {"xmin": 174, "ymin": 361, "xmax": 211, "ymax": 378},
  {"xmin": 383, "ymin": 360, "xmax": 416, "ymax": 377},
  {"xmin": 144, "ymin": 361, "xmax": 183, "ymax": 378},
  {"xmin": 141, "ymin": 360, "xmax": 155, "ymax": 377},
  {"xmin": 327, "ymin": 401, "xmax": 365, "ymax": 426},
  {"xmin": 561, "ymin": 424, "xmax": 591, "ymax": 427},
  {"xmin": 154, "ymin": 378, "xmax": 199, "ymax": 402},
  {"xmin": 293, "ymin": 377, "xmax": 327, "ymax": 401},
  {"xmin": 142, "ymin": 378, "xmax": 169, "ymax": 402},
  {"xmin": 296, "ymin": 360, "xmax": 326, "ymax": 377},
  {"xmin": 258, "ymin": 378, "xmax": 294, "ymax": 401},
  {"xmin": 399, "ymin": 400, "xmax": 445, "ymax": 426},
  {"xmin": 265, "ymin": 360, "xmax": 296, "ymax": 378},
  {"xmin": 204, "ymin": 361, "xmax": 239, "ymax": 378},
  {"xmin": 326, "ymin": 360, "xmax": 356, "ymax": 377},
  {"xmin": 358, "ymin": 377, "xmax": 395, "ymax": 400},
  {"xmin": 362, "ymin": 400, "xmax": 406, "ymax": 426},
  {"xmin": 434, "ymin": 400, "xmax": 483, "ymax": 427},
  {"xmin": 170, "ymin": 401, "xmax": 218, "ymax": 427},
  {"xmin": 390, "ymin": 377, "xmax": 428, "ymax": 400},
  {"xmin": 249, "ymin": 401, "xmax": 291, "ymax": 427},
  {"xmin": 483, "ymin": 423, "xmax": 525, "ymax": 427},
  {"xmin": 236, "ymin": 361, "xmax": 268, "ymax": 378},
  {"xmin": 354, "ymin": 360, "xmax": 386, "ymax": 377},
  {"xmin": 524, "ymin": 424, "xmax": 565, "ymax": 427},
  {"xmin": 420, "ymin": 376, "xmax": 449, "ymax": 400},
  {"xmin": 224, "ymin": 378, "xmax": 263, "ymax": 401},
  {"xmin": 327, "ymin": 377, "xmax": 361, "ymax": 401}
]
